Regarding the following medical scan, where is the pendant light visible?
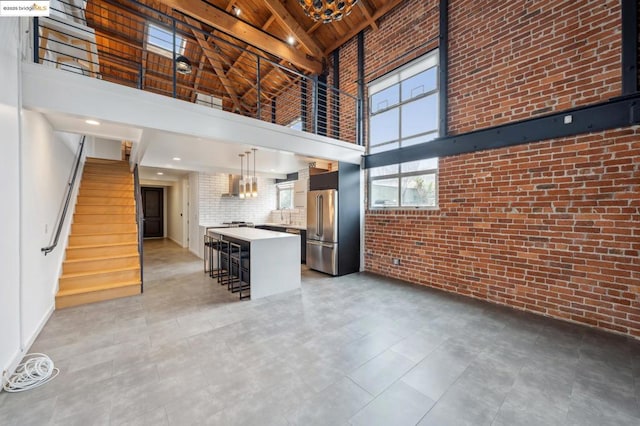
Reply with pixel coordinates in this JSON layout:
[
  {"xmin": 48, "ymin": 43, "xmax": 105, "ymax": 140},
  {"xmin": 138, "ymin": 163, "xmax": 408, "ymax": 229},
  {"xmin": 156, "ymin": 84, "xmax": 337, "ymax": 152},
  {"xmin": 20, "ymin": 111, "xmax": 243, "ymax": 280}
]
[
  {"xmin": 238, "ymin": 153, "xmax": 245, "ymax": 199},
  {"xmin": 251, "ymin": 148, "xmax": 258, "ymax": 197},
  {"xmin": 245, "ymin": 151, "xmax": 252, "ymax": 197}
]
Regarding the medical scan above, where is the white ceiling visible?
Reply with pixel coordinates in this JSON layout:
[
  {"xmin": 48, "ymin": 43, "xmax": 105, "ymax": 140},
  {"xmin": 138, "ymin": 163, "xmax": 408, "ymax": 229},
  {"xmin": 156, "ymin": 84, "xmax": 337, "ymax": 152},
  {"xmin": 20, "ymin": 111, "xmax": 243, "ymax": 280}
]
[
  {"xmin": 44, "ymin": 111, "xmax": 323, "ymax": 178},
  {"xmin": 139, "ymin": 129, "xmax": 312, "ymax": 178}
]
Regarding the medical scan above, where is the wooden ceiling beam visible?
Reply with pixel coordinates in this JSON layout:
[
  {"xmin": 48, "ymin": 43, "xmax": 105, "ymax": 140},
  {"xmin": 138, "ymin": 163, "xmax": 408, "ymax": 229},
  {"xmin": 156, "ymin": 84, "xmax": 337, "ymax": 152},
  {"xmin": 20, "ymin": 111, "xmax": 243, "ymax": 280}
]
[
  {"xmin": 358, "ymin": 0, "xmax": 379, "ymax": 31},
  {"xmin": 261, "ymin": 0, "xmax": 324, "ymax": 58},
  {"xmin": 306, "ymin": 21, "xmax": 322, "ymax": 35},
  {"xmin": 240, "ymin": 64, "xmax": 288, "ymax": 102},
  {"xmin": 157, "ymin": 0, "xmax": 322, "ymax": 74},
  {"xmin": 190, "ymin": 52, "xmax": 208, "ymax": 102},
  {"xmin": 323, "ymin": 0, "xmax": 403, "ymax": 55},
  {"xmin": 225, "ymin": 14, "xmax": 276, "ymax": 81},
  {"xmin": 185, "ymin": 17, "xmax": 242, "ymax": 111}
]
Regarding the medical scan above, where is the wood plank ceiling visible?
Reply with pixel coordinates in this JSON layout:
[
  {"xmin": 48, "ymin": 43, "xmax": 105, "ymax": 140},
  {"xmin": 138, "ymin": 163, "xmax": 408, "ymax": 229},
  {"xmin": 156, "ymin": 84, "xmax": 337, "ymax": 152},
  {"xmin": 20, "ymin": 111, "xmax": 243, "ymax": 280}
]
[{"xmin": 84, "ymin": 0, "xmax": 402, "ymax": 115}]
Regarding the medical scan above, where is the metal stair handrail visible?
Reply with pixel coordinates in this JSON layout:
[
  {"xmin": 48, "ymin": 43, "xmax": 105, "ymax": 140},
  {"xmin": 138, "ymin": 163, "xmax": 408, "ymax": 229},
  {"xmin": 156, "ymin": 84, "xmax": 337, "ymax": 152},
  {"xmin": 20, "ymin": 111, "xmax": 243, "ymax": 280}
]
[
  {"xmin": 41, "ymin": 135, "xmax": 86, "ymax": 255},
  {"xmin": 133, "ymin": 164, "xmax": 144, "ymax": 292}
]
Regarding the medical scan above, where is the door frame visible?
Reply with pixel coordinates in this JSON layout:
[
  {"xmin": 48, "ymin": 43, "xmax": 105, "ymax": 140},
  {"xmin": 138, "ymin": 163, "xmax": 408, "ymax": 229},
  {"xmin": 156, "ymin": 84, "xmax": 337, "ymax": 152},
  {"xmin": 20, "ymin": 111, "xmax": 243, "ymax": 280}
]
[{"xmin": 141, "ymin": 186, "xmax": 166, "ymax": 238}]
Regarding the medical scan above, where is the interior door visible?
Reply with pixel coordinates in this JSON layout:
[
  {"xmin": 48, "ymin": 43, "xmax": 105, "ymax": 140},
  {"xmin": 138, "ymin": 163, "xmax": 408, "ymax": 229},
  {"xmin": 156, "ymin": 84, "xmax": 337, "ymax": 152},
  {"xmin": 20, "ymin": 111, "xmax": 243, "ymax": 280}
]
[{"xmin": 142, "ymin": 187, "xmax": 163, "ymax": 238}]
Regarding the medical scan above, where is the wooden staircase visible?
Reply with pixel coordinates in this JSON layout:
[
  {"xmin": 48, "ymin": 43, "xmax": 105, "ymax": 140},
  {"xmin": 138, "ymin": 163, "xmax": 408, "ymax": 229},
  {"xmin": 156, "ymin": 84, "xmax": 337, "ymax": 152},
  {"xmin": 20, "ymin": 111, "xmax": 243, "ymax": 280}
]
[{"xmin": 56, "ymin": 157, "xmax": 141, "ymax": 309}]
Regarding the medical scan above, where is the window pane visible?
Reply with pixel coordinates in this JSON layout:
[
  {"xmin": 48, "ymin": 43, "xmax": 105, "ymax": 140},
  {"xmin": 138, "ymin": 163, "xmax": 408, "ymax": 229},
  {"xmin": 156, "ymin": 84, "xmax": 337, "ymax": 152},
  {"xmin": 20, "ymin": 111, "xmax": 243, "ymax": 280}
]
[
  {"xmin": 278, "ymin": 188, "xmax": 293, "ymax": 209},
  {"xmin": 369, "ymin": 141, "xmax": 399, "ymax": 154},
  {"xmin": 370, "ymin": 178, "xmax": 399, "ymax": 207},
  {"xmin": 402, "ymin": 132, "xmax": 438, "ymax": 147},
  {"xmin": 401, "ymin": 67, "xmax": 437, "ymax": 101},
  {"xmin": 369, "ymin": 164, "xmax": 399, "ymax": 178},
  {"xmin": 370, "ymin": 83, "xmax": 399, "ymax": 114},
  {"xmin": 401, "ymin": 157, "xmax": 438, "ymax": 173},
  {"xmin": 401, "ymin": 173, "xmax": 436, "ymax": 207},
  {"xmin": 148, "ymin": 24, "xmax": 184, "ymax": 55},
  {"xmin": 370, "ymin": 108, "xmax": 399, "ymax": 146},
  {"xmin": 401, "ymin": 93, "xmax": 438, "ymax": 138}
]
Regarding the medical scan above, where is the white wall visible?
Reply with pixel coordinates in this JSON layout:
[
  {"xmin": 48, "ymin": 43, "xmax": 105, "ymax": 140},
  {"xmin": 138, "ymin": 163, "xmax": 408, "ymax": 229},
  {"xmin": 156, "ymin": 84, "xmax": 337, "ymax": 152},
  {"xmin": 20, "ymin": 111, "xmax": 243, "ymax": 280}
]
[
  {"xmin": 0, "ymin": 17, "xmax": 22, "ymax": 384},
  {"xmin": 21, "ymin": 112, "xmax": 80, "ymax": 347},
  {"xmin": 188, "ymin": 172, "xmax": 200, "ymax": 256},
  {"xmin": 167, "ymin": 183, "xmax": 185, "ymax": 246},
  {"xmin": 89, "ymin": 137, "xmax": 121, "ymax": 160},
  {"xmin": 0, "ymin": 19, "xmax": 81, "ymax": 384}
]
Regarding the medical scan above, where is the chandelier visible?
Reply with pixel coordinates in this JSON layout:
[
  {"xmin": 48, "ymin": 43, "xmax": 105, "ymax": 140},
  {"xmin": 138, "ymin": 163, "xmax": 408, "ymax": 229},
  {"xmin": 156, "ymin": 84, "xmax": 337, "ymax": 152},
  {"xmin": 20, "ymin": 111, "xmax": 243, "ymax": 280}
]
[{"xmin": 298, "ymin": 0, "xmax": 359, "ymax": 23}]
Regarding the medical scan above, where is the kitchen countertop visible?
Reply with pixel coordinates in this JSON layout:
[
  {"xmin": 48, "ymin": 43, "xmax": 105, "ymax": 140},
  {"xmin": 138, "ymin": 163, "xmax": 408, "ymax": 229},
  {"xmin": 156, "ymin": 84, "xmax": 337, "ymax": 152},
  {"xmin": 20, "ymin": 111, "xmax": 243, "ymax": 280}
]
[
  {"xmin": 208, "ymin": 227, "xmax": 299, "ymax": 242},
  {"xmin": 259, "ymin": 223, "xmax": 306, "ymax": 230},
  {"xmin": 199, "ymin": 223, "xmax": 231, "ymax": 228}
]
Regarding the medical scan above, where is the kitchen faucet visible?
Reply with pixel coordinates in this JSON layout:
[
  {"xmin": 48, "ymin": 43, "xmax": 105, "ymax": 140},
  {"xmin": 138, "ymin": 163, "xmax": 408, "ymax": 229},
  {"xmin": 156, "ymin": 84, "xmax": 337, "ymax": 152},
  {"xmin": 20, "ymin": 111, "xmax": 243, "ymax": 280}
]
[{"xmin": 280, "ymin": 208, "xmax": 291, "ymax": 225}]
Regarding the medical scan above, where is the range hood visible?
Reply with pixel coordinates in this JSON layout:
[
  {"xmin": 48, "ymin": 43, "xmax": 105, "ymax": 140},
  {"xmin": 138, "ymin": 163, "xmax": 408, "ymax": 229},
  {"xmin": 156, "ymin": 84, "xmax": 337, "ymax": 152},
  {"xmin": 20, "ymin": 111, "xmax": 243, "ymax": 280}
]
[{"xmin": 221, "ymin": 174, "xmax": 242, "ymax": 197}]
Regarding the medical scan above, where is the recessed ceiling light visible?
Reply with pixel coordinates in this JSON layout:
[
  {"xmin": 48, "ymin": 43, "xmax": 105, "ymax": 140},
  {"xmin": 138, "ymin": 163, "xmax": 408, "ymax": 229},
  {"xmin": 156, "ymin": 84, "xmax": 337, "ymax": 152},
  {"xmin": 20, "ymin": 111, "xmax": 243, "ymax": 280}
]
[
  {"xmin": 287, "ymin": 36, "xmax": 295, "ymax": 45},
  {"xmin": 270, "ymin": 169, "xmax": 275, "ymax": 172},
  {"xmin": 232, "ymin": 5, "xmax": 241, "ymax": 16},
  {"xmin": 85, "ymin": 119, "xmax": 100, "ymax": 125},
  {"xmin": 172, "ymin": 157, "xmax": 181, "ymax": 161},
  {"xmin": 157, "ymin": 172, "xmax": 164, "ymax": 175}
]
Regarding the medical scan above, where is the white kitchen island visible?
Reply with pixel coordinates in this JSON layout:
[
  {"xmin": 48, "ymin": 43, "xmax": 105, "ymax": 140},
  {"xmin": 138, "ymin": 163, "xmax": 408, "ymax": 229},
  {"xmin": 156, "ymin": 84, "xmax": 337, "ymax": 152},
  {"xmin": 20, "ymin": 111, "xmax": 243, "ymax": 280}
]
[{"xmin": 207, "ymin": 227, "xmax": 301, "ymax": 300}]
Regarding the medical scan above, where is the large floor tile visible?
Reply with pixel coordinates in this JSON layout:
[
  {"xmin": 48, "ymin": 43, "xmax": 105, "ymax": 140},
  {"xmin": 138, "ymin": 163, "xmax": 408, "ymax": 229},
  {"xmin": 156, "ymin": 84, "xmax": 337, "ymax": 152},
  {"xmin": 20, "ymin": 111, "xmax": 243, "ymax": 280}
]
[{"xmin": 2, "ymin": 239, "xmax": 639, "ymax": 426}]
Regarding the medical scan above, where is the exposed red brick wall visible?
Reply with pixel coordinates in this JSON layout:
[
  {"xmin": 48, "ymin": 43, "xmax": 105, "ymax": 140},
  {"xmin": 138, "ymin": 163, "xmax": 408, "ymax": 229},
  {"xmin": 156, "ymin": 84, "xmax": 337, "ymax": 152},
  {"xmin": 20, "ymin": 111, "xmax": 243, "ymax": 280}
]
[
  {"xmin": 338, "ymin": 36, "xmax": 359, "ymax": 143},
  {"xmin": 273, "ymin": 81, "xmax": 302, "ymax": 127},
  {"xmin": 448, "ymin": 0, "xmax": 622, "ymax": 134},
  {"xmin": 363, "ymin": 0, "xmax": 439, "ymax": 83},
  {"xmin": 354, "ymin": 0, "xmax": 640, "ymax": 337},
  {"xmin": 365, "ymin": 128, "xmax": 640, "ymax": 337}
]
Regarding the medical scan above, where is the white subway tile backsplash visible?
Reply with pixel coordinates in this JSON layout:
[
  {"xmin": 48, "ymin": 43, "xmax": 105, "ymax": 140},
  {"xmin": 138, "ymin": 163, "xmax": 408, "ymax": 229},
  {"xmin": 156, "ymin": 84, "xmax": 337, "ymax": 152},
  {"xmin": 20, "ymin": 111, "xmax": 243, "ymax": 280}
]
[{"xmin": 198, "ymin": 173, "xmax": 277, "ymax": 224}]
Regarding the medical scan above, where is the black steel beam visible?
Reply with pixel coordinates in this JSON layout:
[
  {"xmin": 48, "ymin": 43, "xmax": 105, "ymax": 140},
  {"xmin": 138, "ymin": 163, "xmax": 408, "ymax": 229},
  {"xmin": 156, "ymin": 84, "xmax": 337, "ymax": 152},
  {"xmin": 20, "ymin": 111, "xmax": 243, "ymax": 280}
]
[
  {"xmin": 439, "ymin": 0, "xmax": 449, "ymax": 136},
  {"xmin": 622, "ymin": 0, "xmax": 639, "ymax": 95},
  {"xmin": 357, "ymin": 31, "xmax": 365, "ymax": 146},
  {"xmin": 364, "ymin": 94, "xmax": 640, "ymax": 169},
  {"xmin": 317, "ymin": 73, "xmax": 328, "ymax": 136}
]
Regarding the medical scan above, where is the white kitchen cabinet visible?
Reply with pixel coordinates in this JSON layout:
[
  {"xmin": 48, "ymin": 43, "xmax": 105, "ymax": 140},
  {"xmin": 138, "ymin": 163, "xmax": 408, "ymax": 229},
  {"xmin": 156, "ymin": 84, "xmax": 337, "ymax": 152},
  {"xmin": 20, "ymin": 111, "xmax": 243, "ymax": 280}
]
[{"xmin": 293, "ymin": 177, "xmax": 307, "ymax": 208}]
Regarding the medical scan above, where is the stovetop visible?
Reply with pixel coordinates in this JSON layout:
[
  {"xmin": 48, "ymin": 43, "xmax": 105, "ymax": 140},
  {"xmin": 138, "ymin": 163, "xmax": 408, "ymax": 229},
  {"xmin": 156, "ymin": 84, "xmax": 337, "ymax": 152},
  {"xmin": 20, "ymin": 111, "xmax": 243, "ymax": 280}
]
[{"xmin": 222, "ymin": 221, "xmax": 254, "ymax": 227}]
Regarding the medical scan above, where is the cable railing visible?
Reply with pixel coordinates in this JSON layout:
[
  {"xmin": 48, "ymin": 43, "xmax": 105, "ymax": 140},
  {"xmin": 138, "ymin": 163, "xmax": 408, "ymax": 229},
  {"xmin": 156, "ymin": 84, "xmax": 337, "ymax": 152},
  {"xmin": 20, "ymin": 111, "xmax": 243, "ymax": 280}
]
[
  {"xmin": 42, "ymin": 135, "xmax": 86, "ymax": 255},
  {"xmin": 33, "ymin": 0, "xmax": 361, "ymax": 144}
]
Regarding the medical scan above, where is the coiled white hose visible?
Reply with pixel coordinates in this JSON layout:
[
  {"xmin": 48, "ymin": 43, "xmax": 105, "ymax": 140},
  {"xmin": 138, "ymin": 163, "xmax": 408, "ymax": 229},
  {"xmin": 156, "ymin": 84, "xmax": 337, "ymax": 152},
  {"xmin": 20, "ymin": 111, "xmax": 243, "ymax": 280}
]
[{"xmin": 2, "ymin": 353, "xmax": 59, "ymax": 393}]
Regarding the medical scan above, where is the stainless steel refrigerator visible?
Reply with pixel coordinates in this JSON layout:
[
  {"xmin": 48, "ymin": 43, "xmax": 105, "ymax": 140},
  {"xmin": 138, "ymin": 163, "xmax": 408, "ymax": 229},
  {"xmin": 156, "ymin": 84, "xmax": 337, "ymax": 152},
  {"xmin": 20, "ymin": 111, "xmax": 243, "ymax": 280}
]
[{"xmin": 307, "ymin": 189, "xmax": 338, "ymax": 275}]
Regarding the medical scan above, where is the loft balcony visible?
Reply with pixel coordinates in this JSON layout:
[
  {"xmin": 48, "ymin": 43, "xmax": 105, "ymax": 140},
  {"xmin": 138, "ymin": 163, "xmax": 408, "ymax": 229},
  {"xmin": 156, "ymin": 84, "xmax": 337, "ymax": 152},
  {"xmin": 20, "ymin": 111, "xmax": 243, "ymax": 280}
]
[{"xmin": 33, "ymin": 0, "xmax": 362, "ymax": 145}]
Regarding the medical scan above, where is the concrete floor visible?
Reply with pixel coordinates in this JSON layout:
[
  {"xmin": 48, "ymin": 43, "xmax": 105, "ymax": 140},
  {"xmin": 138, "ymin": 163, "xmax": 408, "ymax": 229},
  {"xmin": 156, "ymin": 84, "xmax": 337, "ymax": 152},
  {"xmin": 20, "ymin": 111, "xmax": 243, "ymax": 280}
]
[{"xmin": 1, "ymin": 238, "xmax": 639, "ymax": 425}]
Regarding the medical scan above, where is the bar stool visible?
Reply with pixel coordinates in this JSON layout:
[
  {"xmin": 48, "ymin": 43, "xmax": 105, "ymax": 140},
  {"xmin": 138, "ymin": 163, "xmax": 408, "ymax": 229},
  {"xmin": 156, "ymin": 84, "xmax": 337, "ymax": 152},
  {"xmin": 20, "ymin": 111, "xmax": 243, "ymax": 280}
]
[
  {"xmin": 217, "ymin": 237, "xmax": 234, "ymax": 286},
  {"xmin": 228, "ymin": 242, "xmax": 250, "ymax": 300}
]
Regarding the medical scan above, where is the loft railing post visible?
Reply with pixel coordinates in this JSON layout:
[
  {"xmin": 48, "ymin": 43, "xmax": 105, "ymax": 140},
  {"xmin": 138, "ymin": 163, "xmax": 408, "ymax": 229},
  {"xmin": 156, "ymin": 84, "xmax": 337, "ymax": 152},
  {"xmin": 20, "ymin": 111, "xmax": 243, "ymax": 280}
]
[
  {"xmin": 33, "ymin": 17, "xmax": 39, "ymax": 64},
  {"xmin": 172, "ymin": 18, "xmax": 177, "ymax": 98},
  {"xmin": 312, "ymin": 75, "xmax": 319, "ymax": 134},
  {"xmin": 138, "ymin": 63, "xmax": 143, "ymax": 89},
  {"xmin": 256, "ymin": 56, "xmax": 262, "ymax": 120}
]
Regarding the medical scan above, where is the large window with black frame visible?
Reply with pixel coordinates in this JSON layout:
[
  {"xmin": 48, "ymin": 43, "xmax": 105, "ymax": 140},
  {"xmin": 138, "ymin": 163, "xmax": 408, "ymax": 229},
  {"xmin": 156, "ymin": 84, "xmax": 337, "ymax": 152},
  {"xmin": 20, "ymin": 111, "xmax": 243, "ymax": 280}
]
[{"xmin": 367, "ymin": 51, "xmax": 439, "ymax": 208}]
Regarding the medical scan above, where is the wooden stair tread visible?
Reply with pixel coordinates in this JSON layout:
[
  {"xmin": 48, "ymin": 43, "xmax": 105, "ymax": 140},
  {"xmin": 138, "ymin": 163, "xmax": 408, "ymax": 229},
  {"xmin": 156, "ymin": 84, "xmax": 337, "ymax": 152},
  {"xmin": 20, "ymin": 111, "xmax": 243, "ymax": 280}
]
[
  {"xmin": 64, "ymin": 253, "xmax": 139, "ymax": 264},
  {"xmin": 67, "ymin": 241, "xmax": 138, "ymax": 249},
  {"xmin": 57, "ymin": 281, "xmax": 140, "ymax": 297},
  {"xmin": 60, "ymin": 265, "xmax": 140, "ymax": 279}
]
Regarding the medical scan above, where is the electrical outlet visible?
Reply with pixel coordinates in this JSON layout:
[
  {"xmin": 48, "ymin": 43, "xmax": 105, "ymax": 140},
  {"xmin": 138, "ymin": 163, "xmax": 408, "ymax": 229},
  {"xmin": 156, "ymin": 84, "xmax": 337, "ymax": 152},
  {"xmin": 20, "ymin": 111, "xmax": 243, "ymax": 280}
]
[{"xmin": 392, "ymin": 258, "xmax": 401, "ymax": 265}]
